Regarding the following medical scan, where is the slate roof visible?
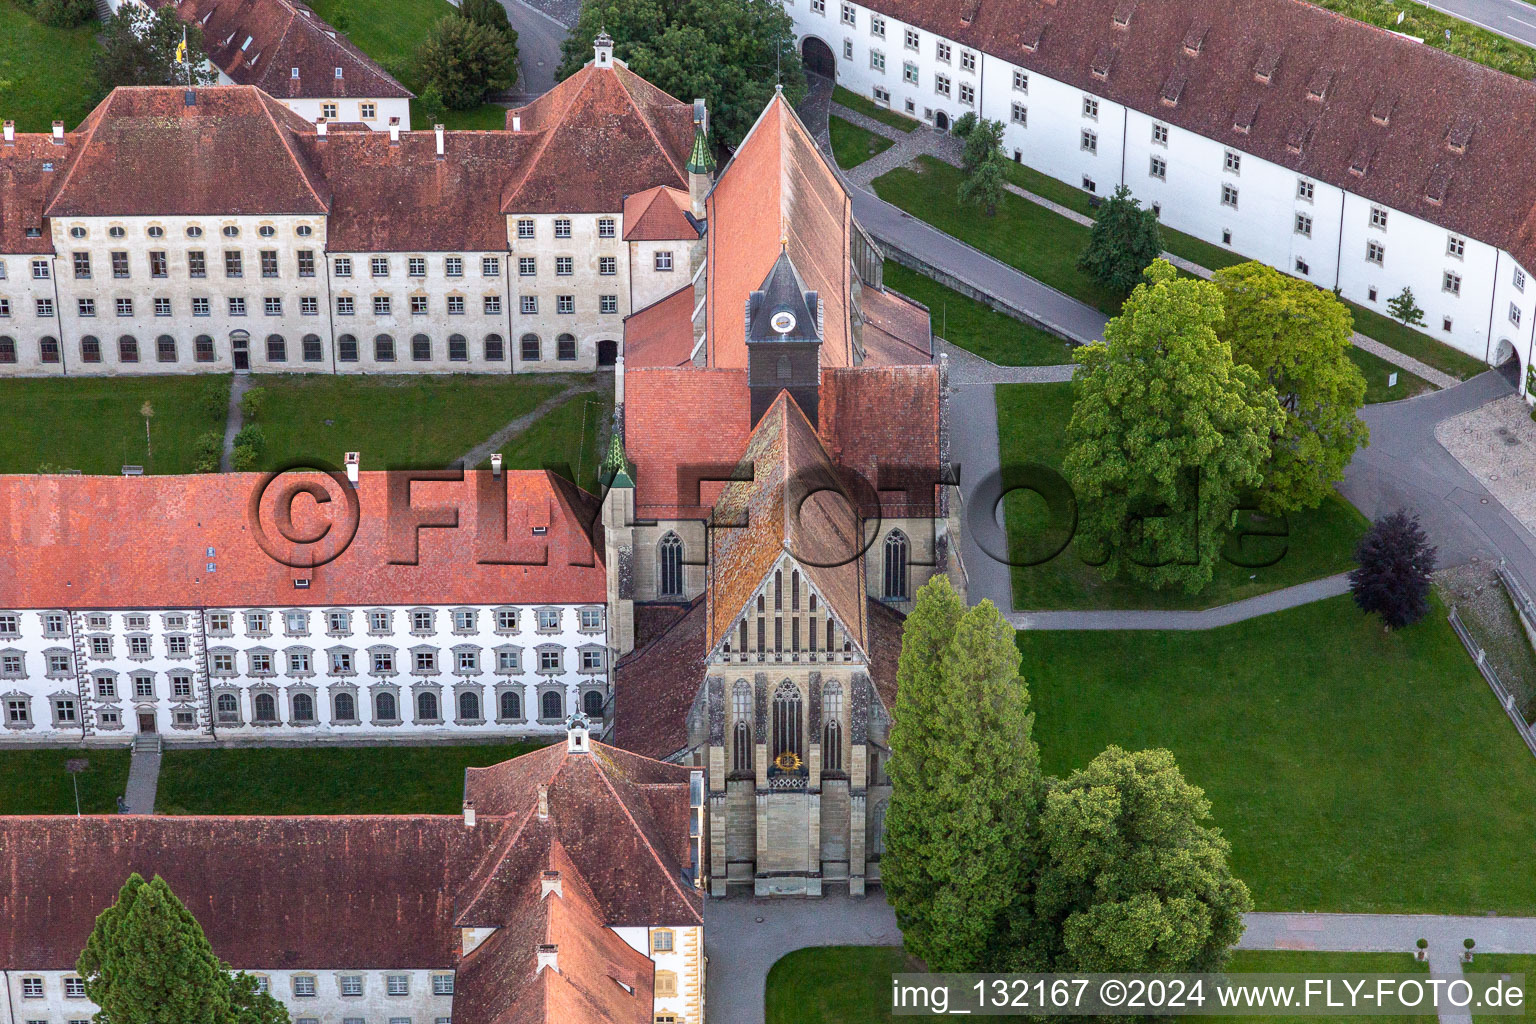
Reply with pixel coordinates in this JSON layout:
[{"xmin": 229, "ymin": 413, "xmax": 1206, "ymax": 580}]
[
  {"xmin": 170, "ymin": 0, "xmax": 410, "ymax": 101},
  {"xmin": 0, "ymin": 470, "xmax": 605, "ymax": 609},
  {"xmin": 857, "ymin": 0, "xmax": 1536, "ymax": 272}
]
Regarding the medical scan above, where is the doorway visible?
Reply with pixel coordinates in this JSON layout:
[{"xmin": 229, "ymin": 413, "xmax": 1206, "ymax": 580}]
[
  {"xmin": 597, "ymin": 339, "xmax": 618, "ymax": 366},
  {"xmin": 801, "ymin": 36, "xmax": 835, "ymax": 79},
  {"xmin": 137, "ymin": 712, "xmax": 156, "ymax": 733},
  {"xmin": 934, "ymin": 110, "xmax": 950, "ymax": 131},
  {"xmin": 232, "ymin": 332, "xmax": 250, "ymax": 371}
]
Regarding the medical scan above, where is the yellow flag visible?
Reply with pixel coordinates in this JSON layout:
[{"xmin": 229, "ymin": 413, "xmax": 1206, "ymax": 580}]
[{"xmin": 175, "ymin": 27, "xmax": 188, "ymax": 65}]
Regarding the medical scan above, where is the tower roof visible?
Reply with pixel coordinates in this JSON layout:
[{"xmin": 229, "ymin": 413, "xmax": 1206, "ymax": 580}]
[{"xmin": 747, "ymin": 249, "xmax": 820, "ymax": 346}]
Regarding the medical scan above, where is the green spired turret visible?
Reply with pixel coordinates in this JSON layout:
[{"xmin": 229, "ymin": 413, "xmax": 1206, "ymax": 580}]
[
  {"xmin": 601, "ymin": 413, "xmax": 635, "ymax": 489},
  {"xmin": 687, "ymin": 123, "xmax": 715, "ymax": 175}
]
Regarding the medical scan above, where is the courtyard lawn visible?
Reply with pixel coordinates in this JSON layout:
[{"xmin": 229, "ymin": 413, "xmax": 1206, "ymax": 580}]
[
  {"xmin": 247, "ymin": 373, "xmax": 570, "ymax": 471},
  {"xmin": 1349, "ymin": 345, "xmax": 1434, "ymax": 403},
  {"xmin": 873, "ymin": 157, "xmax": 1125, "ymax": 313},
  {"xmin": 832, "ymin": 85, "xmax": 918, "ymax": 132},
  {"xmin": 155, "ymin": 741, "xmax": 546, "ymax": 815},
  {"xmin": 1202, "ymin": 951, "xmax": 1431, "ymax": 1024},
  {"xmin": 0, "ymin": 374, "xmax": 229, "ymax": 474},
  {"xmin": 1020, "ymin": 594, "xmax": 1536, "ymax": 915},
  {"xmin": 1465, "ymin": 954, "xmax": 1536, "ymax": 1024},
  {"xmin": 0, "ymin": 748, "xmax": 132, "ymax": 815},
  {"xmin": 0, "ymin": 0, "xmax": 101, "ymax": 133},
  {"xmin": 997, "ymin": 382, "xmax": 1367, "ymax": 611},
  {"xmin": 1344, "ymin": 301, "xmax": 1490, "ymax": 381},
  {"xmin": 478, "ymin": 386, "xmax": 613, "ymax": 487},
  {"xmin": 829, "ymin": 115, "xmax": 893, "ymax": 169},
  {"xmin": 882, "ymin": 262, "xmax": 1074, "ymax": 366}
]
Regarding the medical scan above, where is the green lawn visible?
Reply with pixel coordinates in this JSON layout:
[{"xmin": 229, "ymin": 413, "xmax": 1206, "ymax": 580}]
[
  {"xmin": 829, "ymin": 115, "xmax": 893, "ymax": 169},
  {"xmin": 1349, "ymin": 345, "xmax": 1434, "ymax": 403},
  {"xmin": 0, "ymin": 748, "xmax": 132, "ymax": 815},
  {"xmin": 832, "ymin": 85, "xmax": 918, "ymax": 132},
  {"xmin": 477, "ymin": 386, "xmax": 613, "ymax": 487},
  {"xmin": 0, "ymin": 375, "xmax": 229, "ymax": 474},
  {"xmin": 156, "ymin": 742, "xmax": 545, "ymax": 815},
  {"xmin": 1345, "ymin": 301, "xmax": 1489, "ymax": 380},
  {"xmin": 997, "ymin": 382, "xmax": 1367, "ymax": 611},
  {"xmin": 0, "ymin": 0, "xmax": 101, "ymax": 133},
  {"xmin": 1021, "ymin": 594, "xmax": 1536, "ymax": 914},
  {"xmin": 1465, "ymin": 953, "xmax": 1536, "ymax": 1024},
  {"xmin": 248, "ymin": 373, "xmax": 570, "ymax": 471},
  {"xmin": 882, "ymin": 262, "xmax": 1074, "ymax": 366},
  {"xmin": 874, "ymin": 156, "xmax": 1125, "ymax": 313},
  {"xmin": 1001, "ymin": 158, "xmax": 1095, "ymax": 216},
  {"xmin": 1311, "ymin": 0, "xmax": 1536, "ymax": 79},
  {"xmin": 1203, "ymin": 951, "xmax": 1431, "ymax": 1024}
]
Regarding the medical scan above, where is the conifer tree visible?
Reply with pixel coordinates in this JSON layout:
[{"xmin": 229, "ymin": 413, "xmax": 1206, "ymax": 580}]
[
  {"xmin": 1077, "ymin": 185, "xmax": 1164, "ymax": 295},
  {"xmin": 883, "ymin": 577, "xmax": 1042, "ymax": 972}
]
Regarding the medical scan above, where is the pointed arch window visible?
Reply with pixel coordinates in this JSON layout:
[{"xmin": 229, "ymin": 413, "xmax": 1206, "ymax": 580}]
[
  {"xmin": 883, "ymin": 530, "xmax": 910, "ymax": 601},
  {"xmin": 658, "ymin": 532, "xmax": 684, "ymax": 598},
  {"xmin": 732, "ymin": 680, "xmax": 753, "ymax": 771},
  {"xmin": 771, "ymin": 680, "xmax": 802, "ymax": 763},
  {"xmin": 822, "ymin": 681, "xmax": 843, "ymax": 771}
]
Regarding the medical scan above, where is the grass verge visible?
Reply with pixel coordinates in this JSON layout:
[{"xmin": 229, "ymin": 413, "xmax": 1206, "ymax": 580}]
[
  {"xmin": 0, "ymin": 0, "xmax": 101, "ymax": 132},
  {"xmin": 832, "ymin": 85, "xmax": 918, "ymax": 132},
  {"xmin": 997, "ymin": 382, "xmax": 1366, "ymax": 610},
  {"xmin": 476, "ymin": 386, "xmax": 613, "ymax": 487},
  {"xmin": 1465, "ymin": 954, "xmax": 1536, "ymax": 1024},
  {"xmin": 1310, "ymin": 0, "xmax": 1536, "ymax": 79},
  {"xmin": 829, "ymin": 115, "xmax": 894, "ymax": 169},
  {"xmin": 1349, "ymin": 345, "xmax": 1434, "ymax": 403},
  {"xmin": 0, "ymin": 748, "xmax": 132, "ymax": 814},
  {"xmin": 1344, "ymin": 301, "xmax": 1490, "ymax": 381},
  {"xmin": 156, "ymin": 741, "xmax": 546, "ymax": 815},
  {"xmin": 1203, "ymin": 951, "xmax": 1431, "ymax": 1024},
  {"xmin": 882, "ymin": 262, "xmax": 1074, "ymax": 366},
  {"xmin": 247, "ymin": 373, "xmax": 569, "ymax": 471},
  {"xmin": 0, "ymin": 374, "xmax": 228, "ymax": 474},
  {"xmin": 1021, "ymin": 594, "xmax": 1536, "ymax": 914}
]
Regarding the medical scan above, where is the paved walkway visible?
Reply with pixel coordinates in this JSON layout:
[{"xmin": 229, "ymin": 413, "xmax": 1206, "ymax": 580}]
[
  {"xmin": 939, "ymin": 339, "xmax": 1073, "ymax": 384},
  {"xmin": 1009, "ymin": 574, "xmax": 1353, "ymax": 631},
  {"xmin": 121, "ymin": 740, "xmax": 160, "ymax": 814},
  {"xmin": 218, "ymin": 373, "xmax": 253, "ymax": 473},
  {"xmin": 456, "ymin": 371, "xmax": 609, "ymax": 468}
]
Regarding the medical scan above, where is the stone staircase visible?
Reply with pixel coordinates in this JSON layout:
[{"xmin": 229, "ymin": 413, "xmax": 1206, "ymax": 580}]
[{"xmin": 94, "ymin": 0, "xmax": 113, "ymax": 22}]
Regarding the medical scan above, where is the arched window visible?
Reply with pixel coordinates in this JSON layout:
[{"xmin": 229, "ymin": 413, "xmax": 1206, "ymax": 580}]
[
  {"xmin": 376, "ymin": 691, "xmax": 397, "ymax": 721},
  {"xmin": 822, "ymin": 681, "xmax": 843, "ymax": 772},
  {"xmin": 485, "ymin": 334, "xmax": 505, "ymax": 361},
  {"xmin": 582, "ymin": 689, "xmax": 604, "ymax": 718},
  {"xmin": 0, "ymin": 336, "xmax": 19, "ymax": 363},
  {"xmin": 253, "ymin": 692, "xmax": 277, "ymax": 722},
  {"xmin": 732, "ymin": 681, "xmax": 753, "ymax": 771},
  {"xmin": 155, "ymin": 335, "xmax": 177, "ymax": 362},
  {"xmin": 520, "ymin": 333, "xmax": 540, "ymax": 361},
  {"xmin": 448, "ymin": 334, "xmax": 468, "ymax": 361},
  {"xmin": 417, "ymin": 690, "xmax": 439, "ymax": 720},
  {"xmin": 771, "ymin": 680, "xmax": 802, "ymax": 763},
  {"xmin": 292, "ymin": 693, "xmax": 315, "ymax": 722},
  {"xmin": 194, "ymin": 335, "xmax": 216, "ymax": 362},
  {"xmin": 334, "ymin": 691, "xmax": 356, "ymax": 721},
  {"xmin": 883, "ymin": 530, "xmax": 910, "ymax": 601},
  {"xmin": 871, "ymin": 800, "xmax": 888, "ymax": 855},
  {"xmin": 776, "ymin": 354, "xmax": 791, "ymax": 379},
  {"xmin": 265, "ymin": 334, "xmax": 286, "ymax": 361},
  {"xmin": 541, "ymin": 689, "xmax": 563, "ymax": 721},
  {"xmin": 39, "ymin": 336, "xmax": 60, "ymax": 363},
  {"xmin": 118, "ymin": 335, "xmax": 139, "ymax": 362},
  {"xmin": 375, "ymin": 334, "xmax": 395, "ymax": 361},
  {"xmin": 81, "ymin": 335, "xmax": 101, "ymax": 362},
  {"xmin": 657, "ymin": 532, "xmax": 684, "ymax": 599},
  {"xmin": 500, "ymin": 689, "xmax": 521, "ymax": 720},
  {"xmin": 459, "ymin": 690, "xmax": 480, "ymax": 720},
  {"xmin": 411, "ymin": 333, "xmax": 431, "ymax": 361},
  {"xmin": 216, "ymin": 692, "xmax": 239, "ymax": 723},
  {"xmin": 337, "ymin": 334, "xmax": 358, "ymax": 362},
  {"xmin": 557, "ymin": 333, "xmax": 577, "ymax": 361},
  {"xmin": 301, "ymin": 334, "xmax": 323, "ymax": 362}
]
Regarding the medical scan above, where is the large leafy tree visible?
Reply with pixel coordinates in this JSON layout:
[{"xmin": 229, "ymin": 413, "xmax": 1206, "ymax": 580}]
[
  {"xmin": 77, "ymin": 874, "xmax": 233, "ymax": 1024},
  {"xmin": 1063, "ymin": 260, "xmax": 1284, "ymax": 592},
  {"xmin": 1077, "ymin": 185, "xmax": 1164, "ymax": 295},
  {"xmin": 558, "ymin": 0, "xmax": 805, "ymax": 149},
  {"xmin": 1349, "ymin": 510, "xmax": 1437, "ymax": 629},
  {"xmin": 952, "ymin": 113, "xmax": 1007, "ymax": 216},
  {"xmin": 883, "ymin": 577, "xmax": 1042, "ymax": 972},
  {"xmin": 1212, "ymin": 262, "xmax": 1369, "ymax": 514},
  {"xmin": 96, "ymin": 5, "xmax": 218, "ymax": 92},
  {"xmin": 416, "ymin": 14, "xmax": 518, "ymax": 110},
  {"xmin": 1032, "ymin": 746, "xmax": 1251, "ymax": 973}
]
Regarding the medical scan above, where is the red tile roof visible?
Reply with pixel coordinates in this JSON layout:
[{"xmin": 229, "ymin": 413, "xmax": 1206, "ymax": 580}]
[
  {"xmin": 862, "ymin": 0, "xmax": 1536, "ymax": 272},
  {"xmin": 171, "ymin": 0, "xmax": 410, "ymax": 101},
  {"xmin": 46, "ymin": 86, "xmax": 328, "ymax": 217},
  {"xmin": 622, "ymin": 367, "xmax": 753, "ymax": 518},
  {"xmin": 623, "ymin": 286, "xmax": 696, "ymax": 368},
  {"xmin": 706, "ymin": 95, "xmax": 854, "ymax": 368},
  {"xmin": 613, "ymin": 597, "xmax": 708, "ymax": 761},
  {"xmin": 0, "ymin": 470, "xmax": 605, "ymax": 609},
  {"xmin": 860, "ymin": 287, "xmax": 933, "ymax": 364},
  {"xmin": 819, "ymin": 365, "xmax": 942, "ymax": 517},
  {"xmin": 0, "ymin": 134, "xmax": 75, "ymax": 253},
  {"xmin": 622, "ymin": 185, "xmax": 696, "ymax": 241},
  {"xmin": 502, "ymin": 62, "xmax": 693, "ymax": 214}
]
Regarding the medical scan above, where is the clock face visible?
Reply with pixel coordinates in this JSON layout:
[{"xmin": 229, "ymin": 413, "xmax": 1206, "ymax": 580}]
[{"xmin": 770, "ymin": 310, "xmax": 797, "ymax": 334}]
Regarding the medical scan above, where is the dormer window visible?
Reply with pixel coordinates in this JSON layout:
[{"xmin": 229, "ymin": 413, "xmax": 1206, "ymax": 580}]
[
  {"xmin": 334, "ymin": 66, "xmax": 343, "ymax": 78},
  {"xmin": 1371, "ymin": 91, "xmax": 1396, "ymax": 126},
  {"xmin": 1306, "ymin": 68, "xmax": 1333, "ymax": 102},
  {"xmin": 1182, "ymin": 23, "xmax": 1208, "ymax": 56},
  {"xmin": 241, "ymin": 36, "xmax": 252, "ymax": 50},
  {"xmin": 1253, "ymin": 44, "xmax": 1281, "ymax": 83},
  {"xmin": 1112, "ymin": 0, "xmax": 1135, "ymax": 27},
  {"xmin": 291, "ymin": 67, "xmax": 299, "ymax": 78},
  {"xmin": 1446, "ymin": 115, "xmax": 1475, "ymax": 154}
]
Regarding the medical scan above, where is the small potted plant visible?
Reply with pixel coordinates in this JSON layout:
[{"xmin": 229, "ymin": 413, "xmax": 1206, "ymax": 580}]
[
  {"xmin": 1416, "ymin": 939, "xmax": 1429, "ymax": 961},
  {"xmin": 1464, "ymin": 938, "xmax": 1475, "ymax": 963}
]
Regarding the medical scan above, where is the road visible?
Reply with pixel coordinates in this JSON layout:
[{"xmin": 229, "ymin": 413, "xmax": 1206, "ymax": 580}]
[
  {"xmin": 498, "ymin": 0, "xmax": 569, "ymax": 102},
  {"xmin": 1420, "ymin": 0, "xmax": 1536, "ymax": 47}
]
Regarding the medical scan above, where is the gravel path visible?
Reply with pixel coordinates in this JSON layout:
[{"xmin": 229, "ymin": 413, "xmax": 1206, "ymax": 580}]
[
  {"xmin": 456, "ymin": 371, "xmax": 609, "ymax": 469},
  {"xmin": 1435, "ymin": 394, "xmax": 1536, "ymax": 535},
  {"xmin": 218, "ymin": 374, "xmax": 252, "ymax": 473}
]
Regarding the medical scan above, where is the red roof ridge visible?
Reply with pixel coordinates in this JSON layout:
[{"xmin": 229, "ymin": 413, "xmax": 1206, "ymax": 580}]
[
  {"xmin": 256, "ymin": 87, "xmax": 329, "ymax": 211},
  {"xmin": 500, "ymin": 66, "xmax": 595, "ymax": 210},
  {"xmin": 41, "ymin": 89, "xmax": 114, "ymax": 218},
  {"xmin": 585, "ymin": 743, "xmax": 702, "ymax": 923},
  {"xmin": 610, "ymin": 65, "xmax": 687, "ymax": 184}
]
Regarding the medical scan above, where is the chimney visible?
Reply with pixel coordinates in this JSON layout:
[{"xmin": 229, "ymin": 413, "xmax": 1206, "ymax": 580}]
[
  {"xmin": 536, "ymin": 783, "xmax": 548, "ymax": 819},
  {"xmin": 512, "ymin": 113, "xmax": 521, "ymax": 131},
  {"xmin": 490, "ymin": 452, "xmax": 503, "ymax": 478},
  {"xmin": 593, "ymin": 30, "xmax": 613, "ymax": 67},
  {"xmin": 388, "ymin": 116, "xmax": 400, "ymax": 144},
  {"xmin": 344, "ymin": 451, "xmax": 360, "ymax": 486},
  {"xmin": 3, "ymin": 121, "xmax": 13, "ymax": 144},
  {"xmin": 462, "ymin": 800, "xmax": 476, "ymax": 828},
  {"xmin": 315, "ymin": 117, "xmax": 328, "ymax": 137},
  {"xmin": 51, "ymin": 121, "xmax": 64, "ymax": 144},
  {"xmin": 540, "ymin": 870, "xmax": 563, "ymax": 899},
  {"xmin": 434, "ymin": 123, "xmax": 444, "ymax": 157},
  {"xmin": 536, "ymin": 944, "xmax": 559, "ymax": 974}
]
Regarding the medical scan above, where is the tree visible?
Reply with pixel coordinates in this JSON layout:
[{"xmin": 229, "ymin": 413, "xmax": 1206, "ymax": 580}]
[
  {"xmin": 1349, "ymin": 510, "xmax": 1437, "ymax": 629},
  {"xmin": 227, "ymin": 971, "xmax": 291, "ymax": 1024},
  {"xmin": 883, "ymin": 577, "xmax": 1043, "ymax": 972},
  {"xmin": 1212, "ymin": 262, "xmax": 1370, "ymax": 514},
  {"xmin": 1031, "ymin": 746, "xmax": 1251, "ymax": 974},
  {"xmin": 96, "ymin": 5, "xmax": 218, "ymax": 91},
  {"xmin": 460, "ymin": 0, "xmax": 517, "ymax": 41},
  {"xmin": 34, "ymin": 0, "xmax": 95, "ymax": 30},
  {"xmin": 1077, "ymin": 185, "xmax": 1164, "ymax": 295},
  {"xmin": 558, "ymin": 0, "xmax": 806, "ymax": 149},
  {"xmin": 1386, "ymin": 286, "xmax": 1426, "ymax": 329},
  {"xmin": 1063, "ymin": 260, "xmax": 1285, "ymax": 592},
  {"xmin": 958, "ymin": 153, "xmax": 1006, "ymax": 216},
  {"xmin": 77, "ymin": 874, "xmax": 233, "ymax": 1024},
  {"xmin": 416, "ymin": 83, "xmax": 447, "ymax": 129},
  {"xmin": 953, "ymin": 115, "xmax": 1006, "ymax": 216},
  {"xmin": 416, "ymin": 14, "xmax": 518, "ymax": 110}
]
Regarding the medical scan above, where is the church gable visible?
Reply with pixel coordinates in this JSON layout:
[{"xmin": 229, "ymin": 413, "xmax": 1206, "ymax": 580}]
[{"xmin": 710, "ymin": 554, "xmax": 866, "ymax": 667}]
